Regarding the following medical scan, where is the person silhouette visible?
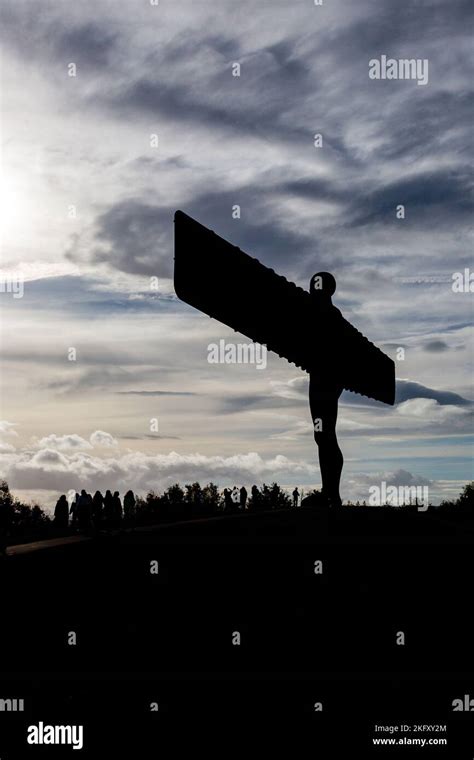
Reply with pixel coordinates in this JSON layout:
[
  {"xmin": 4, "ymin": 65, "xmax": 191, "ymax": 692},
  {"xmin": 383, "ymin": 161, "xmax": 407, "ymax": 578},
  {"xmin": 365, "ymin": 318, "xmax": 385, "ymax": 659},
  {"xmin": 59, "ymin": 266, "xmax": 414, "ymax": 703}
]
[
  {"xmin": 231, "ymin": 487, "xmax": 240, "ymax": 513},
  {"xmin": 124, "ymin": 490, "xmax": 136, "ymax": 522},
  {"xmin": 77, "ymin": 490, "xmax": 89, "ymax": 530},
  {"xmin": 223, "ymin": 488, "xmax": 232, "ymax": 512},
  {"xmin": 104, "ymin": 490, "xmax": 114, "ymax": 527},
  {"xmin": 292, "ymin": 487, "xmax": 299, "ymax": 508},
  {"xmin": 54, "ymin": 494, "xmax": 69, "ymax": 530},
  {"xmin": 308, "ymin": 272, "xmax": 344, "ymax": 508},
  {"xmin": 70, "ymin": 492, "xmax": 80, "ymax": 527},
  {"xmin": 239, "ymin": 486, "xmax": 247, "ymax": 511},
  {"xmin": 92, "ymin": 491, "xmax": 104, "ymax": 527},
  {"xmin": 112, "ymin": 491, "xmax": 122, "ymax": 528},
  {"xmin": 250, "ymin": 485, "xmax": 260, "ymax": 511}
]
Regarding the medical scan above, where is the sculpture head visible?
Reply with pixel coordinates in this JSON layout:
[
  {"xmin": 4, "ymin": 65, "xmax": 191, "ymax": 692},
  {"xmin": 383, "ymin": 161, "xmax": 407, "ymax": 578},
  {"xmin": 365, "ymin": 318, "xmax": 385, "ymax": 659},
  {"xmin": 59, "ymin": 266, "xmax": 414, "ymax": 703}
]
[
  {"xmin": 309, "ymin": 271, "xmax": 336, "ymax": 296},
  {"xmin": 309, "ymin": 272, "xmax": 336, "ymax": 308}
]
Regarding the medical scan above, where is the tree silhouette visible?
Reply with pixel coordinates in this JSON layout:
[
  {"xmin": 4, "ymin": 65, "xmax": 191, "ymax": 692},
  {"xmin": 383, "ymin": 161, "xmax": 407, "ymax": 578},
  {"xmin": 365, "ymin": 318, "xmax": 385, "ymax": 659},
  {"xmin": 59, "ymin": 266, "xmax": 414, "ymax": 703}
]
[
  {"xmin": 0, "ymin": 480, "xmax": 51, "ymax": 541},
  {"xmin": 166, "ymin": 484, "xmax": 184, "ymax": 504},
  {"xmin": 458, "ymin": 482, "xmax": 474, "ymax": 508}
]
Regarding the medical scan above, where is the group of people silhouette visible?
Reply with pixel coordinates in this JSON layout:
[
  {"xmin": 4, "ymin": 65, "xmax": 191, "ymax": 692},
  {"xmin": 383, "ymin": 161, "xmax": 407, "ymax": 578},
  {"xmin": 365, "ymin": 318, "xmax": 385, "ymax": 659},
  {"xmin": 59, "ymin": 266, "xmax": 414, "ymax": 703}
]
[
  {"xmin": 54, "ymin": 485, "xmax": 301, "ymax": 530},
  {"xmin": 223, "ymin": 486, "xmax": 300, "ymax": 511},
  {"xmin": 54, "ymin": 489, "xmax": 136, "ymax": 531},
  {"xmin": 223, "ymin": 486, "xmax": 248, "ymax": 511}
]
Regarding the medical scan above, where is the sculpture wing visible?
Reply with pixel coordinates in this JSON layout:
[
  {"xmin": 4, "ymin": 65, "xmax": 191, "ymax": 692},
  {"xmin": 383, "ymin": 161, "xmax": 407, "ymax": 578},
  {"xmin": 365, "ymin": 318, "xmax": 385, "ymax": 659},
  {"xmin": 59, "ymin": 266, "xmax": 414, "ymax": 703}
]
[{"xmin": 174, "ymin": 210, "xmax": 395, "ymax": 405}]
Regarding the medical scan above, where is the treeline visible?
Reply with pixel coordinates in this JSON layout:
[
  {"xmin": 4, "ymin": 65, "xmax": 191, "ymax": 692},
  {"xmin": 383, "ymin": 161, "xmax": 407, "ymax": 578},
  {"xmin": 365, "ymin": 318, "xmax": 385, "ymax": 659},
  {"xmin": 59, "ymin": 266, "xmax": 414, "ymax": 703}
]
[
  {"xmin": 438, "ymin": 482, "xmax": 474, "ymax": 514},
  {"xmin": 0, "ymin": 480, "xmax": 50, "ymax": 541},
  {"xmin": 135, "ymin": 481, "xmax": 292, "ymax": 524},
  {"xmin": 1, "ymin": 480, "xmax": 473, "ymax": 548},
  {"xmin": 0, "ymin": 480, "xmax": 293, "ymax": 545}
]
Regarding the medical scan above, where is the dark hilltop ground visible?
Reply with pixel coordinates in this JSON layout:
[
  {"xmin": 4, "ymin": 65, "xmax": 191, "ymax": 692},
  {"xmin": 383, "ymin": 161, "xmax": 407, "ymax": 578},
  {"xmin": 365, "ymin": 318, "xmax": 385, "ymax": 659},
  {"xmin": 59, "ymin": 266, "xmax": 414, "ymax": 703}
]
[
  {"xmin": 1, "ymin": 482, "xmax": 473, "ymax": 756},
  {"xmin": 1, "ymin": 480, "xmax": 474, "ymax": 551}
]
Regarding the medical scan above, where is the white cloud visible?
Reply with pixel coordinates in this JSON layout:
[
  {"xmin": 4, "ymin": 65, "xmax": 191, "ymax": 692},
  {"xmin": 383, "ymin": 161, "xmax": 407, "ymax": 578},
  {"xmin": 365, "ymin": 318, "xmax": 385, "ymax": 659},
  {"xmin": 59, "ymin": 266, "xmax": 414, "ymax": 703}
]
[
  {"xmin": 0, "ymin": 441, "xmax": 16, "ymax": 453},
  {"xmin": 396, "ymin": 398, "xmax": 467, "ymax": 421},
  {"xmin": 37, "ymin": 433, "xmax": 92, "ymax": 451},
  {"xmin": 270, "ymin": 377, "xmax": 308, "ymax": 400},
  {"xmin": 89, "ymin": 430, "xmax": 118, "ymax": 447},
  {"xmin": 35, "ymin": 430, "xmax": 118, "ymax": 450},
  {"xmin": 3, "ymin": 447, "xmax": 313, "ymax": 496},
  {"xmin": 0, "ymin": 421, "xmax": 18, "ymax": 437},
  {"xmin": 342, "ymin": 469, "xmax": 452, "ymax": 504}
]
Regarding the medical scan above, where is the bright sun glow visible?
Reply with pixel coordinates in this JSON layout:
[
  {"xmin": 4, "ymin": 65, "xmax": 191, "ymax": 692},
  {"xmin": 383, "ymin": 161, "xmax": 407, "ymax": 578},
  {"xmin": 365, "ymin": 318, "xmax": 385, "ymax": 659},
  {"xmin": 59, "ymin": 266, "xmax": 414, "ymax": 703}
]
[{"xmin": 0, "ymin": 166, "xmax": 33, "ymax": 255}]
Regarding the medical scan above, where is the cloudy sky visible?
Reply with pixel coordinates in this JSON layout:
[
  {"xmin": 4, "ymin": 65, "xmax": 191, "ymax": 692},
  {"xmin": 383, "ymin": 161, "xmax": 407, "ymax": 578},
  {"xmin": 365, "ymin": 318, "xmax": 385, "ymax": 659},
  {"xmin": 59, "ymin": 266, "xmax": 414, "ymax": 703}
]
[{"xmin": 0, "ymin": 0, "xmax": 472, "ymax": 511}]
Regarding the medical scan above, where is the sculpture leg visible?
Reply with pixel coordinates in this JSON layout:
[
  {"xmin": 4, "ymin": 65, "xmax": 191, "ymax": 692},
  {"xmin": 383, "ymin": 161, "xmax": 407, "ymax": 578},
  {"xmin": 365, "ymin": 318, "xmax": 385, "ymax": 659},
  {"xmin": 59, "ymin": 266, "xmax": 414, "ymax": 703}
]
[{"xmin": 309, "ymin": 373, "xmax": 343, "ymax": 507}]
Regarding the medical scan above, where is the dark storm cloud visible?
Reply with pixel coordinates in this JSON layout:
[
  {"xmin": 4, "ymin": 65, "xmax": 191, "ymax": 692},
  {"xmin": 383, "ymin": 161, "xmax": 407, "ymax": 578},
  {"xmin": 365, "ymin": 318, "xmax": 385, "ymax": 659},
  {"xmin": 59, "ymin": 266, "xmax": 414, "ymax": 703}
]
[
  {"xmin": 87, "ymin": 200, "xmax": 174, "ymax": 278},
  {"xmin": 54, "ymin": 22, "xmax": 118, "ymax": 68},
  {"xmin": 3, "ymin": 0, "xmax": 470, "ymax": 289},
  {"xmin": 98, "ymin": 30, "xmax": 322, "ymax": 149},
  {"xmin": 342, "ymin": 380, "xmax": 472, "ymax": 409},
  {"xmin": 423, "ymin": 340, "xmax": 450, "ymax": 353},
  {"xmin": 350, "ymin": 171, "xmax": 473, "ymax": 228},
  {"xmin": 267, "ymin": 376, "xmax": 472, "ymax": 408},
  {"xmin": 90, "ymin": 0, "xmax": 472, "ymax": 167},
  {"xmin": 324, "ymin": 0, "xmax": 473, "ymax": 66},
  {"xmin": 3, "ymin": 0, "xmax": 471, "ymax": 171},
  {"xmin": 372, "ymin": 92, "xmax": 473, "ymax": 162},
  {"xmin": 395, "ymin": 381, "xmax": 471, "ymax": 406},
  {"xmin": 281, "ymin": 178, "xmax": 351, "ymax": 205},
  {"xmin": 73, "ymin": 185, "xmax": 319, "ymax": 278},
  {"xmin": 0, "ymin": 6, "xmax": 119, "ymax": 70}
]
